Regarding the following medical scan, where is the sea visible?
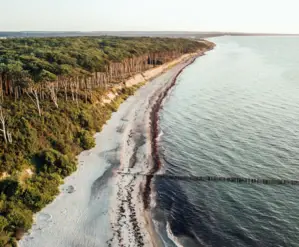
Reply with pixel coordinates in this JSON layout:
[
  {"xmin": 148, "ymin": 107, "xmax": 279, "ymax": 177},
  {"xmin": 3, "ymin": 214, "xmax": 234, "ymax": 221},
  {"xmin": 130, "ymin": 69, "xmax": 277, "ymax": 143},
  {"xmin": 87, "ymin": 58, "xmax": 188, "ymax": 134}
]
[{"xmin": 152, "ymin": 36, "xmax": 299, "ymax": 247}]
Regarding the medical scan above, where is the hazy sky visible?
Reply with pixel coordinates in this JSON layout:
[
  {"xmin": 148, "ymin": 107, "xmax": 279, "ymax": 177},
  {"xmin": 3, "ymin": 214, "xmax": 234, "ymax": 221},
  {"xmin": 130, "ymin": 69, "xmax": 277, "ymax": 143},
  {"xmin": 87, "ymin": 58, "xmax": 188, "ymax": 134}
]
[{"xmin": 1, "ymin": 0, "xmax": 298, "ymax": 33}]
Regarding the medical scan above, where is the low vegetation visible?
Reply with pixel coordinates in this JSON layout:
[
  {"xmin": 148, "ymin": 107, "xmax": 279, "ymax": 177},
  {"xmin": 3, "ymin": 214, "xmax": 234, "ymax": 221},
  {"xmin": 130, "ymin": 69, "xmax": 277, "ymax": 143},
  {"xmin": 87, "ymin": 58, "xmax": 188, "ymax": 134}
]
[{"xmin": 0, "ymin": 84, "xmax": 143, "ymax": 246}]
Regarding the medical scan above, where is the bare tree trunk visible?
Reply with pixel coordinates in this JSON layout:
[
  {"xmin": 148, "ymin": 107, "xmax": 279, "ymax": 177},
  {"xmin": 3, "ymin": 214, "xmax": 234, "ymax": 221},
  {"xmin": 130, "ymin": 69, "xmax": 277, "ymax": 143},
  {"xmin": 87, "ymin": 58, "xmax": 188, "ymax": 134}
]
[
  {"xmin": 34, "ymin": 90, "xmax": 41, "ymax": 116},
  {"xmin": 75, "ymin": 80, "xmax": 79, "ymax": 107},
  {"xmin": 70, "ymin": 81, "xmax": 75, "ymax": 101},
  {"xmin": 0, "ymin": 106, "xmax": 7, "ymax": 144},
  {"xmin": 7, "ymin": 132, "xmax": 12, "ymax": 143},
  {"xmin": 26, "ymin": 88, "xmax": 41, "ymax": 116},
  {"xmin": 62, "ymin": 79, "xmax": 68, "ymax": 101},
  {"xmin": 47, "ymin": 84, "xmax": 58, "ymax": 108},
  {"xmin": 0, "ymin": 75, "xmax": 3, "ymax": 103}
]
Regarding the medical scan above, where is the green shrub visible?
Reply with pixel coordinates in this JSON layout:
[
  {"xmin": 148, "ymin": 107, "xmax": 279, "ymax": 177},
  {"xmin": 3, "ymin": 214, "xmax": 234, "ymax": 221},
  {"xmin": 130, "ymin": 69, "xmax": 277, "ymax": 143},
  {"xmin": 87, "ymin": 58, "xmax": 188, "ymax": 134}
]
[
  {"xmin": 21, "ymin": 187, "xmax": 43, "ymax": 212},
  {"xmin": 0, "ymin": 216, "xmax": 9, "ymax": 232},
  {"xmin": 0, "ymin": 232, "xmax": 10, "ymax": 247},
  {"xmin": 78, "ymin": 111, "xmax": 93, "ymax": 130},
  {"xmin": 76, "ymin": 130, "xmax": 95, "ymax": 150},
  {"xmin": 109, "ymin": 97, "xmax": 125, "ymax": 112},
  {"xmin": 36, "ymin": 149, "xmax": 76, "ymax": 177},
  {"xmin": 0, "ymin": 180, "xmax": 21, "ymax": 199},
  {"xmin": 49, "ymin": 137, "xmax": 71, "ymax": 155},
  {"xmin": 24, "ymin": 173, "xmax": 61, "ymax": 211},
  {"xmin": 6, "ymin": 207, "xmax": 33, "ymax": 231}
]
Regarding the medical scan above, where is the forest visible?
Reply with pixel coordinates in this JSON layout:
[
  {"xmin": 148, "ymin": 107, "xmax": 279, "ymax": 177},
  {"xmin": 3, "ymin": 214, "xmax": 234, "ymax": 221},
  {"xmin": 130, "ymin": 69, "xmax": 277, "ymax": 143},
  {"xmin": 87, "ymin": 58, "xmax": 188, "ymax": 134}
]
[
  {"xmin": 0, "ymin": 36, "xmax": 212, "ymax": 246},
  {"xmin": 0, "ymin": 36, "xmax": 203, "ymax": 98}
]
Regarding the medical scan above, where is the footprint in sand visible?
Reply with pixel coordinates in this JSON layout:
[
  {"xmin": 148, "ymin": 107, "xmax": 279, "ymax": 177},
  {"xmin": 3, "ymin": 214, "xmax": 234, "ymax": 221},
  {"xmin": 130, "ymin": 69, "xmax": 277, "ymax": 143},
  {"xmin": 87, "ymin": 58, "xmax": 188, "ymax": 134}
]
[{"xmin": 35, "ymin": 212, "xmax": 53, "ymax": 230}]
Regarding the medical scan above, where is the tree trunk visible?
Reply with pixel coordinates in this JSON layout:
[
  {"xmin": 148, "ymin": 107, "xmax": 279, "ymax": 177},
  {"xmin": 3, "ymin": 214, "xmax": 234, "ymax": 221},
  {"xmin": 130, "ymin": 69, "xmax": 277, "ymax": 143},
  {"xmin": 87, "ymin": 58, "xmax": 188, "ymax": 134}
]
[
  {"xmin": 7, "ymin": 131, "xmax": 12, "ymax": 143},
  {"xmin": 0, "ymin": 106, "xmax": 7, "ymax": 144},
  {"xmin": 47, "ymin": 84, "xmax": 59, "ymax": 108},
  {"xmin": 0, "ymin": 75, "xmax": 3, "ymax": 103},
  {"xmin": 26, "ymin": 88, "xmax": 41, "ymax": 116}
]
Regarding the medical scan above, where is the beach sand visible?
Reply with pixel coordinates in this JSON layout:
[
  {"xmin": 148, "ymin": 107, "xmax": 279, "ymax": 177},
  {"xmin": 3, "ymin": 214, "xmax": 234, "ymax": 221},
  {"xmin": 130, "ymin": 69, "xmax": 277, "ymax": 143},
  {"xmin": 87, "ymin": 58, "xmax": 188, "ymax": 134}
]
[{"xmin": 19, "ymin": 51, "xmax": 205, "ymax": 247}]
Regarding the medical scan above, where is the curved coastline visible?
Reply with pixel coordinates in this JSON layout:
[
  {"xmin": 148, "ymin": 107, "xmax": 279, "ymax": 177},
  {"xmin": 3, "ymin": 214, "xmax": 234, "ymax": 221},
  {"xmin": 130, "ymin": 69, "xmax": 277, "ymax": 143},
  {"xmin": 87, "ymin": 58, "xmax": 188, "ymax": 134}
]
[
  {"xmin": 145, "ymin": 54, "xmax": 201, "ymax": 209},
  {"xmin": 19, "ymin": 44, "xmax": 214, "ymax": 247},
  {"xmin": 109, "ymin": 50, "xmax": 214, "ymax": 247},
  {"xmin": 142, "ymin": 53, "xmax": 204, "ymax": 247}
]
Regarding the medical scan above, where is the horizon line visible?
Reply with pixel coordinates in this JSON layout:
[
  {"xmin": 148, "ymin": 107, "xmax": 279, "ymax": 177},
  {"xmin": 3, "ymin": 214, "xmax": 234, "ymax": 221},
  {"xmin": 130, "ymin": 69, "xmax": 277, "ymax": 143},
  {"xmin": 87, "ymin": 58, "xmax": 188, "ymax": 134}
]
[{"xmin": 0, "ymin": 30, "xmax": 299, "ymax": 34}]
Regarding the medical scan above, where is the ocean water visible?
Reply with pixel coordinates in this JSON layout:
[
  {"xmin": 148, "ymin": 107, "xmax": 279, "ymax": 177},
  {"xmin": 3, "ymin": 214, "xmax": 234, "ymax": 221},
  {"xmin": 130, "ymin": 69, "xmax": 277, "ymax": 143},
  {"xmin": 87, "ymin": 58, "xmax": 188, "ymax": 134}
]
[{"xmin": 153, "ymin": 36, "xmax": 299, "ymax": 247}]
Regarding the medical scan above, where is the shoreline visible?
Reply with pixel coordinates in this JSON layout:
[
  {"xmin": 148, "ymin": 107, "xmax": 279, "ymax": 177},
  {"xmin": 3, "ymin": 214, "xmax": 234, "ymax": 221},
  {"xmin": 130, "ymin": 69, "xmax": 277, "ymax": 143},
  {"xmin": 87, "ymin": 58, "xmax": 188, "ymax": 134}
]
[
  {"xmin": 142, "ymin": 55, "xmax": 202, "ymax": 247},
  {"xmin": 19, "ymin": 45, "xmax": 213, "ymax": 247},
  {"xmin": 109, "ymin": 50, "xmax": 212, "ymax": 247},
  {"xmin": 145, "ymin": 53, "xmax": 201, "ymax": 209}
]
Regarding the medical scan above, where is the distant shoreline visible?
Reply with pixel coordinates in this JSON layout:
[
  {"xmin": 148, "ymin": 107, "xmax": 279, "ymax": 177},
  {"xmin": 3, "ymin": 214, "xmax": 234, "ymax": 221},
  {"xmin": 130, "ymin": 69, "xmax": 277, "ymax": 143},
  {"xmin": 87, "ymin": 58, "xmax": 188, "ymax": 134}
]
[{"xmin": 0, "ymin": 31, "xmax": 298, "ymax": 39}]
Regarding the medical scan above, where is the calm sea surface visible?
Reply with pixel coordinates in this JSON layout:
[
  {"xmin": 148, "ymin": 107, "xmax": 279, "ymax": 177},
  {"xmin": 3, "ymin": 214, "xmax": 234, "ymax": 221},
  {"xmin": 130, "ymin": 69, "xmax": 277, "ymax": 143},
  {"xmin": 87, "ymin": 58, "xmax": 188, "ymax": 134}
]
[{"xmin": 153, "ymin": 36, "xmax": 299, "ymax": 247}]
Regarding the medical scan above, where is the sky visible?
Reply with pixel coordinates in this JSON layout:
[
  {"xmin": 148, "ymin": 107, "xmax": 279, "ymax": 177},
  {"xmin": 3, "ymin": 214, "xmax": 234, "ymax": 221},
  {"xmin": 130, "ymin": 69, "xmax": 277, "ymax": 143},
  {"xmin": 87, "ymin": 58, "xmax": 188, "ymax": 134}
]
[{"xmin": 1, "ymin": 0, "xmax": 298, "ymax": 33}]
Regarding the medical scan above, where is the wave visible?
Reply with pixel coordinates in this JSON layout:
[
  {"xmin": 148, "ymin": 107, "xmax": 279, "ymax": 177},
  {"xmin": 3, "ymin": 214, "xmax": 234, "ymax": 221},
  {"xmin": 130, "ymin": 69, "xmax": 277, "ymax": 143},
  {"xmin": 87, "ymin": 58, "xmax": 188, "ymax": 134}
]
[
  {"xmin": 156, "ymin": 130, "xmax": 164, "ymax": 141},
  {"xmin": 166, "ymin": 221, "xmax": 184, "ymax": 247}
]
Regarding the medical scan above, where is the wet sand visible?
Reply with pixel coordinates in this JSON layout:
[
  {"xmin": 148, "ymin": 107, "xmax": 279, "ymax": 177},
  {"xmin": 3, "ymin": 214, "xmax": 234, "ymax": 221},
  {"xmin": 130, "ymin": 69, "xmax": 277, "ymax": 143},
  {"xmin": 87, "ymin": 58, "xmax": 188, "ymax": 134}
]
[{"xmin": 106, "ymin": 54, "xmax": 202, "ymax": 247}]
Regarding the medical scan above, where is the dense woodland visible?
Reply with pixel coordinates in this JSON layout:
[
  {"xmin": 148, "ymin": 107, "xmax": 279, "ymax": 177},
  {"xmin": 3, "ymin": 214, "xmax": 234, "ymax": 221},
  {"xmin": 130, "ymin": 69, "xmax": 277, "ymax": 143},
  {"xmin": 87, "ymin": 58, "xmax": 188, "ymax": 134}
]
[
  {"xmin": 0, "ymin": 36, "xmax": 212, "ymax": 246},
  {"xmin": 0, "ymin": 37, "xmax": 204, "ymax": 101}
]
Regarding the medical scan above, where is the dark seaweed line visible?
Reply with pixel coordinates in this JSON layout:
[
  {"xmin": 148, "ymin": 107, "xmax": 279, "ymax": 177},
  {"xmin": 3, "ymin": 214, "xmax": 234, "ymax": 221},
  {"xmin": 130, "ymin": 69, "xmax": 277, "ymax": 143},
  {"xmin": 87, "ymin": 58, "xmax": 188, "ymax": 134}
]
[
  {"xmin": 120, "ymin": 172, "xmax": 299, "ymax": 186},
  {"xmin": 143, "ymin": 54, "xmax": 202, "ymax": 209}
]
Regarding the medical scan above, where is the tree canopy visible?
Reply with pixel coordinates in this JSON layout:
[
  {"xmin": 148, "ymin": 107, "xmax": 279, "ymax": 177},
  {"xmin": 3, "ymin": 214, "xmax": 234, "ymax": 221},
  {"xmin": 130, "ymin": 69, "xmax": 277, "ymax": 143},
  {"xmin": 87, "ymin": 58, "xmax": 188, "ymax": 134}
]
[{"xmin": 0, "ymin": 36, "xmax": 205, "ymax": 83}]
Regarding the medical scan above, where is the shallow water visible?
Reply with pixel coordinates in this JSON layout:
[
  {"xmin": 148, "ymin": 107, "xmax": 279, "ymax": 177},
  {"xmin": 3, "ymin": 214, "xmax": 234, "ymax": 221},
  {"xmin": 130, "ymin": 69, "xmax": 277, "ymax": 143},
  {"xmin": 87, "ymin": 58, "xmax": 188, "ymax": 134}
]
[{"xmin": 153, "ymin": 36, "xmax": 299, "ymax": 247}]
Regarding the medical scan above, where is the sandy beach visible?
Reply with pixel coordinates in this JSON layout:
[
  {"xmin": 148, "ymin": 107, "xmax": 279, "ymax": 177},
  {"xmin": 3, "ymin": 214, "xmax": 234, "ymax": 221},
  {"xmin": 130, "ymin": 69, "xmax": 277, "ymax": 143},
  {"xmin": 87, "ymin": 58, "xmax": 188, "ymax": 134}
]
[{"xmin": 19, "ymin": 50, "xmax": 207, "ymax": 247}]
